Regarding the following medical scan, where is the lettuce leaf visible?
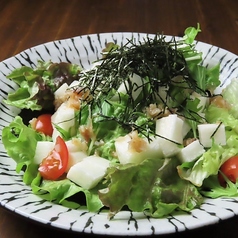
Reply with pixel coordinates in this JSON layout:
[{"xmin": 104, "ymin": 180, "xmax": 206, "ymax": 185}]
[
  {"xmin": 187, "ymin": 63, "xmax": 220, "ymax": 93},
  {"xmin": 2, "ymin": 116, "xmax": 41, "ymax": 184},
  {"xmin": 183, "ymin": 23, "xmax": 201, "ymax": 44},
  {"xmin": 99, "ymin": 157, "xmax": 203, "ymax": 218},
  {"xmin": 201, "ymin": 175, "xmax": 238, "ymax": 198},
  {"xmin": 177, "ymin": 105, "xmax": 238, "ymax": 187},
  {"xmin": 206, "ymin": 104, "xmax": 238, "ymax": 133},
  {"xmin": 177, "ymin": 142, "xmax": 238, "ymax": 187},
  {"xmin": 180, "ymin": 23, "xmax": 203, "ymax": 65},
  {"xmin": 4, "ymin": 61, "xmax": 81, "ymax": 111},
  {"xmin": 31, "ymin": 174, "xmax": 104, "ymax": 212},
  {"xmin": 222, "ymin": 78, "xmax": 238, "ymax": 119},
  {"xmin": 2, "ymin": 116, "xmax": 105, "ymax": 212}
]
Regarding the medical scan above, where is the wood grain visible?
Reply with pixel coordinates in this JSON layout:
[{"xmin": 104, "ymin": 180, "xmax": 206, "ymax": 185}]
[
  {"xmin": 0, "ymin": 0, "xmax": 237, "ymax": 62},
  {"xmin": 0, "ymin": 0, "xmax": 238, "ymax": 237}
]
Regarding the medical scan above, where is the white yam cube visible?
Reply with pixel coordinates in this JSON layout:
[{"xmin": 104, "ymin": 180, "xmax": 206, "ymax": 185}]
[
  {"xmin": 182, "ymin": 120, "xmax": 191, "ymax": 138},
  {"xmin": 114, "ymin": 74, "xmax": 144, "ymax": 100},
  {"xmin": 66, "ymin": 151, "xmax": 88, "ymax": 172},
  {"xmin": 155, "ymin": 114, "xmax": 184, "ymax": 157},
  {"xmin": 129, "ymin": 73, "xmax": 145, "ymax": 100},
  {"xmin": 157, "ymin": 139, "xmax": 181, "ymax": 157},
  {"xmin": 34, "ymin": 141, "xmax": 54, "ymax": 164},
  {"xmin": 67, "ymin": 155, "xmax": 110, "ymax": 189},
  {"xmin": 54, "ymin": 83, "xmax": 68, "ymax": 99},
  {"xmin": 65, "ymin": 139, "xmax": 88, "ymax": 172},
  {"xmin": 156, "ymin": 114, "xmax": 184, "ymax": 144},
  {"xmin": 51, "ymin": 102, "xmax": 76, "ymax": 141},
  {"xmin": 52, "ymin": 103, "xmax": 76, "ymax": 130},
  {"xmin": 65, "ymin": 138, "xmax": 87, "ymax": 152},
  {"xmin": 115, "ymin": 134, "xmax": 147, "ymax": 164},
  {"xmin": 198, "ymin": 123, "xmax": 226, "ymax": 147},
  {"xmin": 178, "ymin": 140, "xmax": 205, "ymax": 163},
  {"xmin": 147, "ymin": 138, "xmax": 163, "ymax": 159},
  {"xmin": 69, "ymin": 80, "xmax": 80, "ymax": 88},
  {"xmin": 54, "ymin": 81, "xmax": 79, "ymax": 99},
  {"xmin": 115, "ymin": 132, "xmax": 163, "ymax": 164}
]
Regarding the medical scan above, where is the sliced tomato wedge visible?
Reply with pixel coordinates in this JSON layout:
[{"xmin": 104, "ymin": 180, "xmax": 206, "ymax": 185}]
[
  {"xmin": 35, "ymin": 114, "xmax": 53, "ymax": 137},
  {"xmin": 39, "ymin": 136, "xmax": 68, "ymax": 180},
  {"xmin": 218, "ymin": 155, "xmax": 238, "ymax": 187}
]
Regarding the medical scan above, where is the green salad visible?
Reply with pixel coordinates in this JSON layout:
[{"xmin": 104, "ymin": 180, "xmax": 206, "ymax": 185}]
[{"xmin": 3, "ymin": 24, "xmax": 238, "ymax": 219}]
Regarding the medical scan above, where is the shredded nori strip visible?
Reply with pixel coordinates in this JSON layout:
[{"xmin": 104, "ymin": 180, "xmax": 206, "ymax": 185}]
[{"xmin": 76, "ymin": 34, "xmax": 204, "ymax": 137}]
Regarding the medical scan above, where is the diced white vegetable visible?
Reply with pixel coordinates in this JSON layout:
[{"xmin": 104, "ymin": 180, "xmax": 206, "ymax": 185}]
[
  {"xmin": 54, "ymin": 80, "xmax": 80, "ymax": 109},
  {"xmin": 52, "ymin": 103, "xmax": 76, "ymax": 130},
  {"xmin": 114, "ymin": 74, "xmax": 145, "ymax": 100},
  {"xmin": 198, "ymin": 123, "xmax": 226, "ymax": 147},
  {"xmin": 156, "ymin": 86, "xmax": 168, "ymax": 103},
  {"xmin": 156, "ymin": 114, "xmax": 184, "ymax": 144},
  {"xmin": 115, "ymin": 134, "xmax": 147, "ymax": 164},
  {"xmin": 177, "ymin": 140, "xmax": 205, "ymax": 163},
  {"xmin": 67, "ymin": 155, "xmax": 110, "ymax": 189},
  {"xmin": 129, "ymin": 73, "xmax": 145, "ymax": 100},
  {"xmin": 66, "ymin": 151, "xmax": 88, "ymax": 172},
  {"xmin": 147, "ymin": 138, "xmax": 163, "ymax": 158},
  {"xmin": 182, "ymin": 120, "xmax": 191, "ymax": 138},
  {"xmin": 54, "ymin": 81, "xmax": 79, "ymax": 99},
  {"xmin": 69, "ymin": 80, "xmax": 80, "ymax": 88},
  {"xmin": 65, "ymin": 139, "xmax": 88, "ymax": 172},
  {"xmin": 33, "ymin": 141, "xmax": 54, "ymax": 164},
  {"xmin": 115, "ymin": 132, "xmax": 163, "ymax": 164},
  {"xmin": 157, "ymin": 139, "xmax": 181, "ymax": 158},
  {"xmin": 54, "ymin": 83, "xmax": 68, "ymax": 99},
  {"xmin": 65, "ymin": 138, "xmax": 87, "ymax": 152},
  {"xmin": 51, "ymin": 102, "xmax": 77, "ymax": 141},
  {"xmin": 155, "ymin": 114, "xmax": 184, "ymax": 157}
]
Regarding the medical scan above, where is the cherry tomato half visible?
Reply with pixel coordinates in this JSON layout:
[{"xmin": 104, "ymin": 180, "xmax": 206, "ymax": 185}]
[
  {"xmin": 35, "ymin": 114, "xmax": 53, "ymax": 137},
  {"xmin": 38, "ymin": 136, "xmax": 69, "ymax": 180},
  {"xmin": 218, "ymin": 156, "xmax": 238, "ymax": 187}
]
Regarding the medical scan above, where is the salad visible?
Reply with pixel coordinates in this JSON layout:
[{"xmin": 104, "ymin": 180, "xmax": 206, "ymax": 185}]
[{"xmin": 2, "ymin": 24, "xmax": 238, "ymax": 219}]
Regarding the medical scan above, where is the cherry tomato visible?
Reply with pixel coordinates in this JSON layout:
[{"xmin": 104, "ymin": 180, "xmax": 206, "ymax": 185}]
[
  {"xmin": 38, "ymin": 136, "xmax": 69, "ymax": 180},
  {"xmin": 218, "ymin": 156, "xmax": 238, "ymax": 187},
  {"xmin": 35, "ymin": 114, "xmax": 53, "ymax": 136}
]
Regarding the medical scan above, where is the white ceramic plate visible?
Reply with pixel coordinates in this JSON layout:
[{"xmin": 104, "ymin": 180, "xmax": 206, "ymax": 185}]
[{"xmin": 0, "ymin": 33, "xmax": 238, "ymax": 236}]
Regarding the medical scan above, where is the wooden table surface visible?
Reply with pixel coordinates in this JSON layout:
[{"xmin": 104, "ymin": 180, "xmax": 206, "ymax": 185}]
[{"xmin": 0, "ymin": 0, "xmax": 238, "ymax": 237}]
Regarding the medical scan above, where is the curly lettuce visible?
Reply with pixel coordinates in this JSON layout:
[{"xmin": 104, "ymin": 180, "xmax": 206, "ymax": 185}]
[
  {"xmin": 4, "ymin": 61, "xmax": 82, "ymax": 111},
  {"xmin": 1, "ymin": 116, "xmax": 41, "ymax": 184},
  {"xmin": 99, "ymin": 157, "xmax": 203, "ymax": 218},
  {"xmin": 178, "ymin": 104, "xmax": 238, "ymax": 187},
  {"xmin": 222, "ymin": 78, "xmax": 238, "ymax": 119}
]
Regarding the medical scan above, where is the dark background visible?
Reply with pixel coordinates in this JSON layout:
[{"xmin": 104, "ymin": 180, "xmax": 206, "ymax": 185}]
[{"xmin": 0, "ymin": 0, "xmax": 238, "ymax": 237}]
